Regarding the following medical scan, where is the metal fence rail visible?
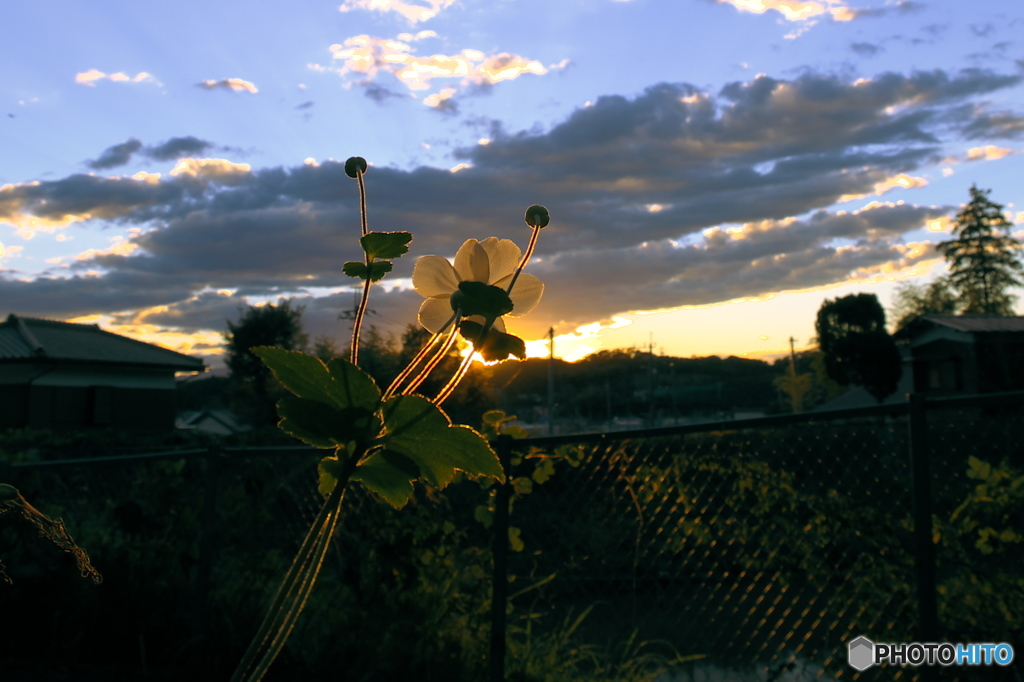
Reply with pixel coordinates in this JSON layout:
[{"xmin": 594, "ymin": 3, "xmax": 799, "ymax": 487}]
[{"xmin": 1, "ymin": 390, "xmax": 1022, "ymax": 681}]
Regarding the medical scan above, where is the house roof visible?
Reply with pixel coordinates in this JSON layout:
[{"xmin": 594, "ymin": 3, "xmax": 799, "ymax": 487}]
[
  {"xmin": 0, "ymin": 314, "xmax": 205, "ymax": 371},
  {"xmin": 895, "ymin": 314, "xmax": 1024, "ymax": 339}
]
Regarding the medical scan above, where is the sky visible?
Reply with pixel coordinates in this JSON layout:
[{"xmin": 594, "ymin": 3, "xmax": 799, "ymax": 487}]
[{"xmin": 2, "ymin": 0, "xmax": 1024, "ymax": 369}]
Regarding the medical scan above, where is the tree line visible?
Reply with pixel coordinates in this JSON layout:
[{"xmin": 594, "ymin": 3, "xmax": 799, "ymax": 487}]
[{"xmin": 203, "ymin": 185, "xmax": 1022, "ymax": 424}]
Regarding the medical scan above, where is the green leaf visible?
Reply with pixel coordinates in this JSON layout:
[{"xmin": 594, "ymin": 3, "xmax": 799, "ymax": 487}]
[
  {"xmin": 253, "ymin": 347, "xmax": 381, "ymax": 411},
  {"xmin": 276, "ymin": 397, "xmax": 379, "ymax": 449},
  {"xmin": 509, "ymin": 526, "xmax": 525, "ymax": 552},
  {"xmin": 459, "ymin": 321, "xmax": 526, "ymax": 361},
  {"xmin": 380, "ymin": 395, "xmax": 504, "ymax": 488},
  {"xmin": 361, "ymin": 231, "xmax": 412, "ymax": 260},
  {"xmin": 512, "ymin": 477, "xmax": 533, "ymax": 495},
  {"xmin": 326, "ymin": 358, "xmax": 383, "ymax": 412},
  {"xmin": 343, "ymin": 260, "xmax": 393, "ymax": 282},
  {"xmin": 474, "ymin": 504, "xmax": 494, "ymax": 529},
  {"xmin": 352, "ymin": 451, "xmax": 419, "ymax": 508},
  {"xmin": 450, "ymin": 281, "xmax": 513, "ymax": 319},
  {"xmin": 319, "ymin": 456, "xmax": 345, "ymax": 496}
]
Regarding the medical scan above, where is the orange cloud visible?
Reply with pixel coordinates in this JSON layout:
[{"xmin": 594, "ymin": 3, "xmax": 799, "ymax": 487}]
[{"xmin": 75, "ymin": 70, "xmax": 161, "ymax": 87}]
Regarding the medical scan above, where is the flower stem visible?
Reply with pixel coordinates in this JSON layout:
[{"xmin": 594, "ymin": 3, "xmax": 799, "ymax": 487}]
[
  {"xmin": 403, "ymin": 316, "xmax": 461, "ymax": 396},
  {"xmin": 383, "ymin": 314, "xmax": 457, "ymax": 400},
  {"xmin": 434, "ymin": 346, "xmax": 476, "ymax": 405},
  {"xmin": 230, "ymin": 452, "xmax": 358, "ymax": 682},
  {"xmin": 434, "ymin": 315, "xmax": 492, "ymax": 405},
  {"xmin": 356, "ymin": 171, "xmax": 368, "ymax": 237},
  {"xmin": 350, "ymin": 277, "xmax": 372, "ymax": 366},
  {"xmin": 349, "ymin": 170, "xmax": 371, "ymax": 365},
  {"xmin": 505, "ymin": 226, "xmax": 541, "ymax": 296}
]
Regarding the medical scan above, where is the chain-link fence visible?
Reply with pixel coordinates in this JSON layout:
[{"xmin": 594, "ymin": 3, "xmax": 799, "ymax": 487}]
[{"xmin": 1, "ymin": 391, "xmax": 1022, "ymax": 681}]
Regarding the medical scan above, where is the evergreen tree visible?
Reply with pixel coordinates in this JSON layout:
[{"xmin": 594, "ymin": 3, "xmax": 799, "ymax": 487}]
[{"xmin": 937, "ymin": 185, "xmax": 1023, "ymax": 314}]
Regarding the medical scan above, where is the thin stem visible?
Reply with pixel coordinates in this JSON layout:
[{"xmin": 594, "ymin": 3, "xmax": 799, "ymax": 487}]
[
  {"xmin": 230, "ymin": 453, "xmax": 358, "ymax": 682},
  {"xmin": 383, "ymin": 313, "xmax": 457, "ymax": 400},
  {"xmin": 434, "ymin": 315, "xmax": 492, "ymax": 405},
  {"xmin": 349, "ymin": 169, "xmax": 371, "ymax": 365},
  {"xmin": 403, "ymin": 317, "xmax": 462, "ymax": 396},
  {"xmin": 357, "ymin": 171, "xmax": 368, "ymax": 237},
  {"xmin": 384, "ymin": 330, "xmax": 443, "ymax": 400},
  {"xmin": 505, "ymin": 226, "xmax": 541, "ymax": 296},
  {"xmin": 434, "ymin": 346, "xmax": 476, "ymax": 405},
  {"xmin": 350, "ymin": 277, "xmax": 372, "ymax": 366}
]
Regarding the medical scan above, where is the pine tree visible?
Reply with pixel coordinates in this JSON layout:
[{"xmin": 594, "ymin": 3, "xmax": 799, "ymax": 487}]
[{"xmin": 937, "ymin": 185, "xmax": 1023, "ymax": 314}]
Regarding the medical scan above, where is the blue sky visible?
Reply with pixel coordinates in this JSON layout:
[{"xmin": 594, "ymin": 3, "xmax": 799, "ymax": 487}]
[{"xmin": 2, "ymin": 0, "xmax": 1023, "ymax": 366}]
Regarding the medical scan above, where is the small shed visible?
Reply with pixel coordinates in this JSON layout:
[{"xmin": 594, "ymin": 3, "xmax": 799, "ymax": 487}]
[
  {"xmin": 894, "ymin": 315, "xmax": 1024, "ymax": 395},
  {"xmin": 0, "ymin": 314, "xmax": 205, "ymax": 432}
]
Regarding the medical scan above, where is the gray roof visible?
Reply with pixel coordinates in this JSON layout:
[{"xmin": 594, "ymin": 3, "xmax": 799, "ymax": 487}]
[
  {"xmin": 895, "ymin": 314, "xmax": 1024, "ymax": 338},
  {"xmin": 0, "ymin": 314, "xmax": 204, "ymax": 371}
]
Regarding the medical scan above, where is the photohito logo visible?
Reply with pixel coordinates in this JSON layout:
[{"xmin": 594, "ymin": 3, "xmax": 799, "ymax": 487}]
[{"xmin": 848, "ymin": 636, "xmax": 1014, "ymax": 671}]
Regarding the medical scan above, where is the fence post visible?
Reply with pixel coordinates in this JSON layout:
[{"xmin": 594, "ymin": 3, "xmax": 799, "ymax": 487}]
[
  {"xmin": 907, "ymin": 394, "xmax": 939, "ymax": 655},
  {"xmin": 489, "ymin": 435, "xmax": 513, "ymax": 682},
  {"xmin": 195, "ymin": 444, "xmax": 223, "ymax": 638}
]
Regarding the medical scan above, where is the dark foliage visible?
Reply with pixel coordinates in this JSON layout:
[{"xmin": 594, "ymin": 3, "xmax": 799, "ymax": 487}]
[{"xmin": 815, "ymin": 293, "xmax": 902, "ymax": 402}]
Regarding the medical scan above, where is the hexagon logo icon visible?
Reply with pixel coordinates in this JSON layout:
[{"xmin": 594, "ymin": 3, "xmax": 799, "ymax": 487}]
[{"xmin": 848, "ymin": 636, "xmax": 875, "ymax": 671}]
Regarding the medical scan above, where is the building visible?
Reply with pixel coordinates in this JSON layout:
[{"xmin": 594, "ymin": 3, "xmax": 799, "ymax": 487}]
[
  {"xmin": 893, "ymin": 315, "xmax": 1024, "ymax": 396},
  {"xmin": 0, "ymin": 314, "xmax": 204, "ymax": 432}
]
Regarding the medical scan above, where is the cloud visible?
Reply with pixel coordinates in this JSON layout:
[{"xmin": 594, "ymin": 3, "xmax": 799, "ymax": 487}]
[
  {"xmin": 5, "ymin": 66, "xmax": 1023, "ymax": 339},
  {"xmin": 146, "ymin": 136, "xmax": 215, "ymax": 161},
  {"xmin": 716, "ymin": 0, "xmax": 840, "ymax": 22},
  {"xmin": 850, "ymin": 42, "xmax": 882, "ymax": 57},
  {"xmin": 88, "ymin": 138, "xmax": 144, "ymax": 170},
  {"xmin": 75, "ymin": 70, "xmax": 161, "ymax": 87},
  {"xmin": 197, "ymin": 78, "xmax": 259, "ymax": 93},
  {"xmin": 966, "ymin": 145, "xmax": 1015, "ymax": 161},
  {"xmin": 338, "ymin": 0, "xmax": 454, "ymax": 23},
  {"xmin": 961, "ymin": 109, "xmax": 1024, "ymax": 139},
  {"xmin": 314, "ymin": 34, "xmax": 565, "ymax": 101},
  {"xmin": 83, "ymin": 136, "xmax": 218, "ymax": 172}
]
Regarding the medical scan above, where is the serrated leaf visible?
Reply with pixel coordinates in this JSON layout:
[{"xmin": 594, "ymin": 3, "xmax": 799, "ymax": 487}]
[
  {"xmin": 343, "ymin": 260, "xmax": 394, "ymax": 282},
  {"xmin": 381, "ymin": 395, "xmax": 504, "ymax": 488},
  {"xmin": 351, "ymin": 451, "xmax": 419, "ymax": 508},
  {"xmin": 252, "ymin": 347, "xmax": 380, "ymax": 411},
  {"xmin": 361, "ymin": 231, "xmax": 412, "ymax": 260},
  {"xmin": 326, "ymin": 358, "xmax": 383, "ymax": 412},
  {"xmin": 276, "ymin": 397, "xmax": 379, "ymax": 449}
]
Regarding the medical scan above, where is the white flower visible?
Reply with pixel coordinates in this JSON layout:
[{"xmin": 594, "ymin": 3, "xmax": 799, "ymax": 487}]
[{"xmin": 412, "ymin": 237, "xmax": 544, "ymax": 333}]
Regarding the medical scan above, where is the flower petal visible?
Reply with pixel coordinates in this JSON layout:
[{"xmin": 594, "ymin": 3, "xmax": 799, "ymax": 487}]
[
  {"xmin": 453, "ymin": 239, "xmax": 489, "ymax": 283},
  {"xmin": 479, "ymin": 238, "xmax": 522, "ymax": 284},
  {"xmin": 418, "ymin": 297, "xmax": 456, "ymax": 334},
  {"xmin": 494, "ymin": 272, "xmax": 544, "ymax": 317},
  {"xmin": 412, "ymin": 255, "xmax": 459, "ymax": 298}
]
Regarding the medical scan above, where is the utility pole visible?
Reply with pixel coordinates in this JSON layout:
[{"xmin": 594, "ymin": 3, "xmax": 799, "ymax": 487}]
[
  {"xmin": 547, "ymin": 327, "xmax": 555, "ymax": 436},
  {"xmin": 647, "ymin": 333, "xmax": 656, "ymax": 429},
  {"xmin": 789, "ymin": 336, "xmax": 798, "ymax": 375}
]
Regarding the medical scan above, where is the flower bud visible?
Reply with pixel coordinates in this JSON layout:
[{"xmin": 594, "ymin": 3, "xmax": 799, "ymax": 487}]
[
  {"xmin": 345, "ymin": 156, "xmax": 367, "ymax": 178},
  {"xmin": 524, "ymin": 205, "xmax": 550, "ymax": 228}
]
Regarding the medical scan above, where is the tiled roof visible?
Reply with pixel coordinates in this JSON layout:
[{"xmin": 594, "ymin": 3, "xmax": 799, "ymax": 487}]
[
  {"xmin": 913, "ymin": 315, "xmax": 1024, "ymax": 333},
  {"xmin": 0, "ymin": 314, "xmax": 204, "ymax": 371}
]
